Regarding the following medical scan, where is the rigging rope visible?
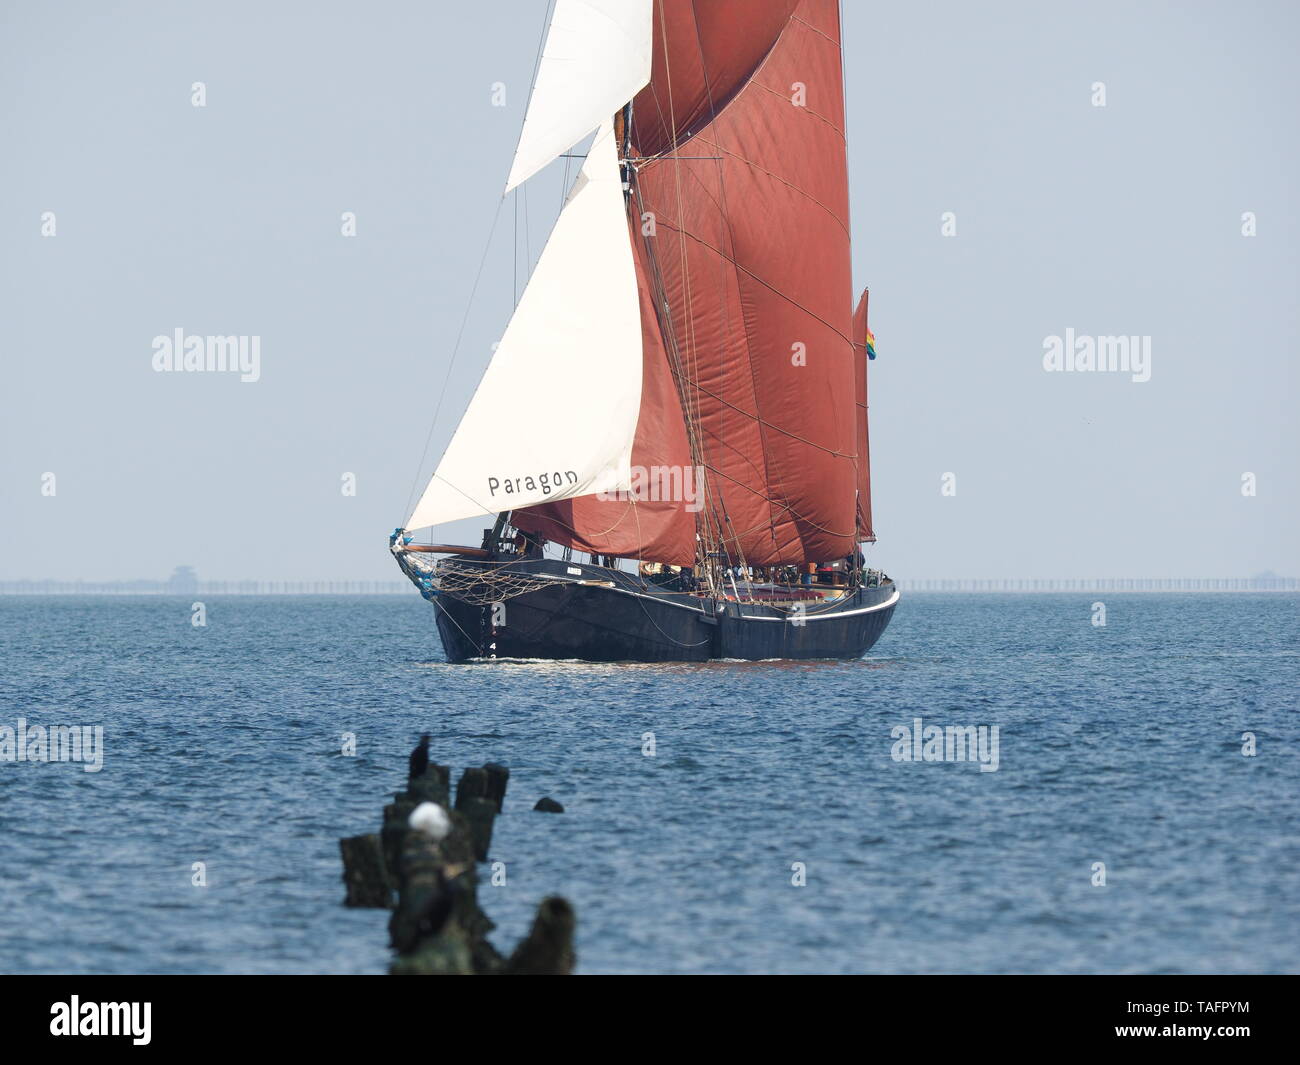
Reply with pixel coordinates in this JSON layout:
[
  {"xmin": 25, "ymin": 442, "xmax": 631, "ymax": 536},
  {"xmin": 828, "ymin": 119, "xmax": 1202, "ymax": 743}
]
[{"xmin": 401, "ymin": 197, "xmax": 507, "ymax": 526}]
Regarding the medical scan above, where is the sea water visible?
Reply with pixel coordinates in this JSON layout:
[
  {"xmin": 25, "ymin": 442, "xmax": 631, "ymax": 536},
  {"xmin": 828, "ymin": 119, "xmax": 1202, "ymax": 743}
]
[{"xmin": 0, "ymin": 593, "xmax": 1295, "ymax": 974}]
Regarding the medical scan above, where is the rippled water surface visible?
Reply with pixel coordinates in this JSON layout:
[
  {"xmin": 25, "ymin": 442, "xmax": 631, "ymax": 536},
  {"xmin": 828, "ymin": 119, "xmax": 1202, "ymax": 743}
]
[{"xmin": 1, "ymin": 593, "xmax": 1296, "ymax": 974}]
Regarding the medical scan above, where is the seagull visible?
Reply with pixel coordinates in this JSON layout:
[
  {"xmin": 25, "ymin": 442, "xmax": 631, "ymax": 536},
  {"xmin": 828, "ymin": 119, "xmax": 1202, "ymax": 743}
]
[
  {"xmin": 408, "ymin": 733, "xmax": 431, "ymax": 779},
  {"xmin": 408, "ymin": 801, "xmax": 451, "ymax": 841}
]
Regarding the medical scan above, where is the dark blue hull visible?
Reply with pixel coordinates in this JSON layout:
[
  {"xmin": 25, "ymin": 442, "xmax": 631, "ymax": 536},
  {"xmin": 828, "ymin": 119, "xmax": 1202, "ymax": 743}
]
[{"xmin": 425, "ymin": 558, "xmax": 897, "ymax": 663}]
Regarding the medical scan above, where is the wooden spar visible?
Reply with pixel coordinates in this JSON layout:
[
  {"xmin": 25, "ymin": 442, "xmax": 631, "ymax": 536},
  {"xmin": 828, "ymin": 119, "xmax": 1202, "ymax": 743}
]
[{"xmin": 402, "ymin": 544, "xmax": 490, "ymax": 557}]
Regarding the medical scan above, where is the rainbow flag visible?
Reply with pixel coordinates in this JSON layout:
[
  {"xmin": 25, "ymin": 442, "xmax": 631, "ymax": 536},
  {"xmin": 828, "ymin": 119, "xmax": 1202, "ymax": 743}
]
[{"xmin": 865, "ymin": 327, "xmax": 877, "ymax": 360}]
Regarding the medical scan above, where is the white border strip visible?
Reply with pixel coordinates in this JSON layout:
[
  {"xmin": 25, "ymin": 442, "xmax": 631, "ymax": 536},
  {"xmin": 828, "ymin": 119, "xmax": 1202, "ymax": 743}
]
[
  {"xmin": 537, "ymin": 572, "xmax": 900, "ymax": 620},
  {"xmin": 740, "ymin": 587, "xmax": 901, "ymax": 622}
]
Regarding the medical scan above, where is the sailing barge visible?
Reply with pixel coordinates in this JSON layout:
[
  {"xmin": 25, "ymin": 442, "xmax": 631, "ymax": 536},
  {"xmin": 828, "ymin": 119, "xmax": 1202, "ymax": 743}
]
[{"xmin": 393, "ymin": 0, "xmax": 897, "ymax": 663}]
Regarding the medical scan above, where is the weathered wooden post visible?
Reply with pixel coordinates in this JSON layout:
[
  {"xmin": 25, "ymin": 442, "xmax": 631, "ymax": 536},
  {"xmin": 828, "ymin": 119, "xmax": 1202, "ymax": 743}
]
[
  {"xmin": 389, "ymin": 805, "xmax": 472, "ymax": 974},
  {"xmin": 338, "ymin": 833, "xmax": 392, "ymax": 908},
  {"xmin": 506, "ymin": 896, "xmax": 577, "ymax": 975},
  {"xmin": 409, "ymin": 762, "xmax": 451, "ymax": 806},
  {"xmin": 341, "ymin": 745, "xmax": 576, "ymax": 974},
  {"xmin": 380, "ymin": 762, "xmax": 450, "ymax": 879},
  {"xmin": 455, "ymin": 767, "xmax": 497, "ymax": 861},
  {"xmin": 482, "ymin": 762, "xmax": 510, "ymax": 812},
  {"xmin": 380, "ymin": 793, "xmax": 416, "ymax": 878},
  {"xmin": 456, "ymin": 766, "xmax": 488, "ymax": 803},
  {"xmin": 388, "ymin": 831, "xmax": 470, "ymax": 972},
  {"xmin": 388, "ymin": 802, "xmax": 505, "ymax": 975}
]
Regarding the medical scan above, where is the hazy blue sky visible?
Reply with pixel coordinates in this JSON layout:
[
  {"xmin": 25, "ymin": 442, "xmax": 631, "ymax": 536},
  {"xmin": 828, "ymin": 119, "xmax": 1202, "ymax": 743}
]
[{"xmin": 3, "ymin": 0, "xmax": 1296, "ymax": 582}]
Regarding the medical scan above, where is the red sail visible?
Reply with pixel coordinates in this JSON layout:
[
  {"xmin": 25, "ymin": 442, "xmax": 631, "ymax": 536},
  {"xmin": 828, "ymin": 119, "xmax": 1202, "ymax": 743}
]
[
  {"xmin": 628, "ymin": 0, "xmax": 859, "ymax": 565},
  {"xmin": 512, "ymin": 217, "xmax": 698, "ymax": 565},
  {"xmin": 517, "ymin": 0, "xmax": 862, "ymax": 567},
  {"xmin": 852, "ymin": 288, "xmax": 874, "ymax": 541},
  {"xmin": 631, "ymin": 0, "xmax": 800, "ymax": 158}
]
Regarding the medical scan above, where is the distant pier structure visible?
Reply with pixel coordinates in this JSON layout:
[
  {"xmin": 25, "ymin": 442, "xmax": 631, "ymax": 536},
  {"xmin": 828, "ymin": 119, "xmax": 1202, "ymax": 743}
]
[
  {"xmin": 901, "ymin": 574, "xmax": 1298, "ymax": 593},
  {"xmin": 0, "ymin": 568, "xmax": 410, "ymax": 594}
]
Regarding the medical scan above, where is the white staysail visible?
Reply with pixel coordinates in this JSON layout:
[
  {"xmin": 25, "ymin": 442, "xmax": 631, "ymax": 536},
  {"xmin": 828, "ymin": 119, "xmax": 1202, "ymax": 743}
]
[
  {"xmin": 406, "ymin": 123, "xmax": 643, "ymax": 533},
  {"xmin": 503, "ymin": 0, "xmax": 653, "ymax": 193}
]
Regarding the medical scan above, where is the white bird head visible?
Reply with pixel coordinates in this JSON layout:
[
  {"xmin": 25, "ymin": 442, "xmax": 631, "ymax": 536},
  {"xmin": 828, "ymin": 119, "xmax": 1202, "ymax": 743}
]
[{"xmin": 408, "ymin": 801, "xmax": 451, "ymax": 841}]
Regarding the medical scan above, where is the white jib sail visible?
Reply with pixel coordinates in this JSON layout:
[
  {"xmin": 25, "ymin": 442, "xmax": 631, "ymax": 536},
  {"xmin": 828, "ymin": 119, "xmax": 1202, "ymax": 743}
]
[
  {"xmin": 406, "ymin": 122, "xmax": 643, "ymax": 533},
  {"xmin": 503, "ymin": 0, "xmax": 652, "ymax": 193}
]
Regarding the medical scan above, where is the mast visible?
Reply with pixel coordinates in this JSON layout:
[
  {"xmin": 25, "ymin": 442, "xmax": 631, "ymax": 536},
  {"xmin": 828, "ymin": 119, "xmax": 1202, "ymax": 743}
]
[
  {"xmin": 852, "ymin": 287, "xmax": 875, "ymax": 544},
  {"xmin": 626, "ymin": 111, "xmax": 728, "ymax": 592}
]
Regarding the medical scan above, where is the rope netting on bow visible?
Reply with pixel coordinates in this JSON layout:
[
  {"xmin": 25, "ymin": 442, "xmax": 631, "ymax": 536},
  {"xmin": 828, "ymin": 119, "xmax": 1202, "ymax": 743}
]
[{"xmin": 396, "ymin": 552, "xmax": 556, "ymax": 606}]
